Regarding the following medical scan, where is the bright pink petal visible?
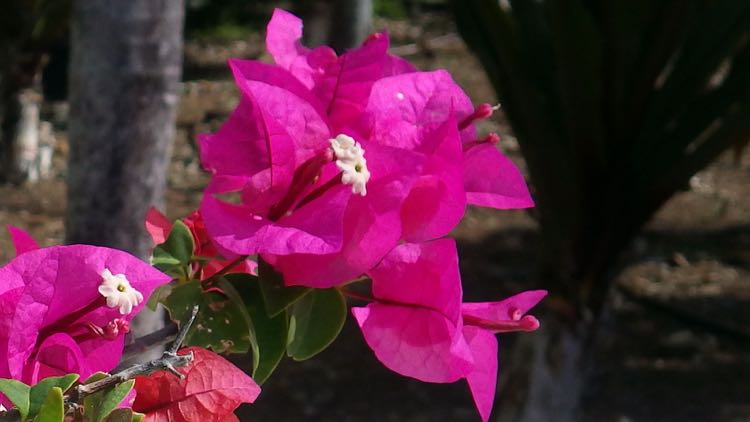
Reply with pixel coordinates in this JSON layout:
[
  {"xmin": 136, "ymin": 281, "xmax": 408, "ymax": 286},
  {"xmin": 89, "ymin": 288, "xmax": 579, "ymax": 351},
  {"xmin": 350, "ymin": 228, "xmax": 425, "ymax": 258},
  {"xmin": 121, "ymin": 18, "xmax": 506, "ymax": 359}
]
[
  {"xmin": 201, "ymin": 184, "xmax": 349, "ymax": 256},
  {"xmin": 77, "ymin": 334, "xmax": 126, "ymax": 376},
  {"xmin": 1, "ymin": 245, "xmax": 170, "ymax": 379},
  {"xmin": 265, "ymin": 8, "xmax": 308, "ymax": 69},
  {"xmin": 145, "ymin": 208, "xmax": 172, "ymax": 245},
  {"xmin": 383, "ymin": 53, "xmax": 417, "ymax": 76},
  {"xmin": 462, "ymin": 290, "xmax": 548, "ymax": 322},
  {"xmin": 368, "ymin": 239, "xmax": 462, "ymax": 322},
  {"xmin": 0, "ymin": 287, "xmax": 23, "ymax": 379},
  {"xmin": 199, "ymin": 98, "xmax": 271, "ymax": 178},
  {"xmin": 229, "ymin": 59, "xmax": 328, "ymax": 122},
  {"xmin": 400, "ymin": 116, "xmax": 466, "ymax": 242},
  {"xmin": 6, "ymin": 226, "xmax": 39, "ymax": 256},
  {"xmin": 352, "ymin": 304, "xmax": 473, "ymax": 383},
  {"xmin": 26, "ymin": 333, "xmax": 90, "ymax": 384},
  {"xmin": 365, "ymin": 70, "xmax": 475, "ymax": 150},
  {"xmin": 463, "ymin": 143, "xmax": 534, "ymax": 209},
  {"xmin": 229, "ymin": 59, "xmax": 331, "ymax": 164},
  {"xmin": 316, "ymin": 33, "xmax": 394, "ymax": 130},
  {"xmin": 199, "ymin": 94, "xmax": 296, "ymax": 201},
  {"xmin": 462, "ymin": 326, "xmax": 498, "ymax": 422},
  {"xmin": 265, "ymin": 8, "xmax": 337, "ymax": 89}
]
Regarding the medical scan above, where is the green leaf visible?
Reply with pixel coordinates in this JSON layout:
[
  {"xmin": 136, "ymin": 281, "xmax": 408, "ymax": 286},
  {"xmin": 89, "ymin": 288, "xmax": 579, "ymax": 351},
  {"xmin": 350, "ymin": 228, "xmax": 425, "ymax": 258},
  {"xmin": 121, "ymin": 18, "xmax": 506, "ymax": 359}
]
[
  {"xmin": 105, "ymin": 409, "xmax": 134, "ymax": 422},
  {"xmin": 152, "ymin": 220, "xmax": 195, "ymax": 275},
  {"xmin": 94, "ymin": 380, "xmax": 135, "ymax": 422},
  {"xmin": 0, "ymin": 379, "xmax": 30, "ymax": 420},
  {"xmin": 82, "ymin": 373, "xmax": 110, "ymax": 421},
  {"xmin": 83, "ymin": 372, "xmax": 109, "ymax": 384},
  {"xmin": 226, "ymin": 274, "xmax": 288, "ymax": 384},
  {"xmin": 132, "ymin": 412, "xmax": 145, "ymax": 422},
  {"xmin": 162, "ymin": 280, "xmax": 252, "ymax": 353},
  {"xmin": 215, "ymin": 276, "xmax": 259, "ymax": 363},
  {"xmin": 258, "ymin": 259, "xmax": 311, "ymax": 317},
  {"xmin": 286, "ymin": 288, "xmax": 347, "ymax": 361},
  {"xmin": 146, "ymin": 281, "xmax": 174, "ymax": 311},
  {"xmin": 29, "ymin": 374, "xmax": 79, "ymax": 418},
  {"xmin": 34, "ymin": 387, "xmax": 63, "ymax": 422}
]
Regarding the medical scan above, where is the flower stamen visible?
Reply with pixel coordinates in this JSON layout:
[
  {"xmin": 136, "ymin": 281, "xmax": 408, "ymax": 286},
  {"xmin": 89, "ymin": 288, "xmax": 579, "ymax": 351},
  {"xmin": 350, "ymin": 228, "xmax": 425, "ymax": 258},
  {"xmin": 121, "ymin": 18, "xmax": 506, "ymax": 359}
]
[
  {"xmin": 458, "ymin": 103, "xmax": 496, "ymax": 130},
  {"xmin": 462, "ymin": 132, "xmax": 500, "ymax": 152},
  {"xmin": 462, "ymin": 313, "xmax": 540, "ymax": 333}
]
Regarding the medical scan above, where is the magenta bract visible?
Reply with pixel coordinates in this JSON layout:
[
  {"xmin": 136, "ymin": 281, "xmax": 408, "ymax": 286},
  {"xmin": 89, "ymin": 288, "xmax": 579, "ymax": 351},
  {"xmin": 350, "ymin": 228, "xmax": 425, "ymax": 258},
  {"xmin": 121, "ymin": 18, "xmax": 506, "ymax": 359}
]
[
  {"xmin": 0, "ymin": 234, "xmax": 169, "ymax": 388},
  {"xmin": 199, "ymin": 8, "xmax": 534, "ymax": 289},
  {"xmin": 352, "ymin": 238, "xmax": 546, "ymax": 421}
]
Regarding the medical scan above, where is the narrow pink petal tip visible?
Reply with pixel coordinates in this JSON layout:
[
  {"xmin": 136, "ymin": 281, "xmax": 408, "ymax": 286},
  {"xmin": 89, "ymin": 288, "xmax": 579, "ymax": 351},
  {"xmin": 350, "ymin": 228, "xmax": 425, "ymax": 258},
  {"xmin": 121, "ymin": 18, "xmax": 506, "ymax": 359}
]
[{"xmin": 6, "ymin": 225, "xmax": 39, "ymax": 256}]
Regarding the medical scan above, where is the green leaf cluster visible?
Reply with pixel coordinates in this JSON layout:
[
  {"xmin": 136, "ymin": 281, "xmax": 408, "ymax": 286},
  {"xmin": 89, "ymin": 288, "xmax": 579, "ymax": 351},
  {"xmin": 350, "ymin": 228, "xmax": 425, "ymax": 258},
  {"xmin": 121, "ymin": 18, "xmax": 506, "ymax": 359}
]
[
  {"xmin": 0, "ymin": 374, "xmax": 143, "ymax": 422},
  {"xmin": 156, "ymin": 258, "xmax": 347, "ymax": 385},
  {"xmin": 151, "ymin": 220, "xmax": 195, "ymax": 280}
]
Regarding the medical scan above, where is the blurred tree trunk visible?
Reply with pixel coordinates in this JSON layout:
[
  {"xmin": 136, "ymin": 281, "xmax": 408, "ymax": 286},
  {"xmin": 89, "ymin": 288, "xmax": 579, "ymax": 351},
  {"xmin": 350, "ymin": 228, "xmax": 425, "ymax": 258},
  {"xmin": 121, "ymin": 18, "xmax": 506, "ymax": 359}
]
[
  {"xmin": 66, "ymin": 0, "xmax": 184, "ymax": 357},
  {"xmin": 299, "ymin": 0, "xmax": 373, "ymax": 54}
]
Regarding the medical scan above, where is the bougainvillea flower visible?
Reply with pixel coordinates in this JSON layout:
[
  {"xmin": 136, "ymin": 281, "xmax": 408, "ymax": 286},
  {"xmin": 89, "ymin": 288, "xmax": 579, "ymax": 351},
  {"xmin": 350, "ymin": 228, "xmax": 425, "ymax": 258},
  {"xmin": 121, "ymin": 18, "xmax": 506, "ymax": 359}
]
[
  {"xmin": 145, "ymin": 208, "xmax": 256, "ymax": 279},
  {"xmin": 199, "ymin": 8, "xmax": 533, "ymax": 288},
  {"xmin": 198, "ymin": 13, "xmax": 425, "ymax": 287},
  {"xmin": 351, "ymin": 238, "xmax": 546, "ymax": 421},
  {"xmin": 0, "ymin": 228, "xmax": 170, "ymax": 389},
  {"xmin": 265, "ymin": 8, "xmax": 531, "ymax": 239}
]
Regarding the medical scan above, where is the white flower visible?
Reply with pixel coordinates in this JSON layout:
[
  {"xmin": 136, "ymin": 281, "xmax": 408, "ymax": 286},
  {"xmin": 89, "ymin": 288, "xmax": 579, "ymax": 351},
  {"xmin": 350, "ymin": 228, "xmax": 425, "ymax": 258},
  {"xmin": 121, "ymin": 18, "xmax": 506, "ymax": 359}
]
[
  {"xmin": 98, "ymin": 269, "xmax": 143, "ymax": 315},
  {"xmin": 330, "ymin": 134, "xmax": 370, "ymax": 196}
]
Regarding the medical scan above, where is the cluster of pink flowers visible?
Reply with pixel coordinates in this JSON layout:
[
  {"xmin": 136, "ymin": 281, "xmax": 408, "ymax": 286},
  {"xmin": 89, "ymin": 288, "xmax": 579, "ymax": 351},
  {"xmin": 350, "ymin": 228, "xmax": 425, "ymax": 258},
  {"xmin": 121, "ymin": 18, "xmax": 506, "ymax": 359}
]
[
  {"xmin": 197, "ymin": 9, "xmax": 546, "ymax": 421},
  {"xmin": 0, "ymin": 9, "xmax": 545, "ymax": 420}
]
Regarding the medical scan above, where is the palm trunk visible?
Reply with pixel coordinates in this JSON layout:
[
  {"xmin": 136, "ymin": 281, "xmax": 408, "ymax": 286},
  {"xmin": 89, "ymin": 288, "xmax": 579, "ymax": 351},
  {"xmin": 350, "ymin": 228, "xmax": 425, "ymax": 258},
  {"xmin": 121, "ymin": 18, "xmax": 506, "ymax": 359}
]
[{"xmin": 496, "ymin": 310, "xmax": 594, "ymax": 422}]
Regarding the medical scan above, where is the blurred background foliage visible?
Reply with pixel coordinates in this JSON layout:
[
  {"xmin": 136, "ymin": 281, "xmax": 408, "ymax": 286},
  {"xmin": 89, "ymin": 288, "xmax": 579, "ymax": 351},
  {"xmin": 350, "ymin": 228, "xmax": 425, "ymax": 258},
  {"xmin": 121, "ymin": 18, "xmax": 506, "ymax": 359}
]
[{"xmin": 454, "ymin": 0, "xmax": 750, "ymax": 312}]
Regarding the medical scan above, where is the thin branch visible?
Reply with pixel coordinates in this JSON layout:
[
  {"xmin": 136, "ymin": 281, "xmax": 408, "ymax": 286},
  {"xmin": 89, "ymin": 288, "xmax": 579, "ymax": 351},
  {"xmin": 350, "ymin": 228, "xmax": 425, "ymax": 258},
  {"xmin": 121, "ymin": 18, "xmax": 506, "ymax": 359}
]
[
  {"xmin": 121, "ymin": 323, "xmax": 179, "ymax": 361},
  {"xmin": 73, "ymin": 305, "xmax": 200, "ymax": 399},
  {"xmin": 168, "ymin": 305, "xmax": 198, "ymax": 355}
]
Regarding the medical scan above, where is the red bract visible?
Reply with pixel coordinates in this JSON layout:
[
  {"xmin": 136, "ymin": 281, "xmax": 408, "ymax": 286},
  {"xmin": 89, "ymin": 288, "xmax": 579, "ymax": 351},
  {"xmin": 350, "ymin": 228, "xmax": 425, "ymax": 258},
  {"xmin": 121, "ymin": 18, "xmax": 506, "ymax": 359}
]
[{"xmin": 132, "ymin": 347, "xmax": 260, "ymax": 422}]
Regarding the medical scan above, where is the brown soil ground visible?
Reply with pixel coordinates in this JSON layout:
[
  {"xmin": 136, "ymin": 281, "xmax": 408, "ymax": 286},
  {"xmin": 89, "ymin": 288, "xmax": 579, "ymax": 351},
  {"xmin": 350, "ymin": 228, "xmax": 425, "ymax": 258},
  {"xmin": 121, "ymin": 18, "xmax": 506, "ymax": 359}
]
[{"xmin": 1, "ymin": 12, "xmax": 749, "ymax": 422}]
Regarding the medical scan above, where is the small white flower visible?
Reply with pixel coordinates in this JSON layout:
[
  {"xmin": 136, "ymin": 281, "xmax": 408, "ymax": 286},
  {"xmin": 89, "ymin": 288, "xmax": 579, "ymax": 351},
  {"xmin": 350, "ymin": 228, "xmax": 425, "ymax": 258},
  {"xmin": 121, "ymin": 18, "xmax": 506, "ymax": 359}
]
[
  {"xmin": 98, "ymin": 269, "xmax": 143, "ymax": 315},
  {"xmin": 330, "ymin": 134, "xmax": 370, "ymax": 196}
]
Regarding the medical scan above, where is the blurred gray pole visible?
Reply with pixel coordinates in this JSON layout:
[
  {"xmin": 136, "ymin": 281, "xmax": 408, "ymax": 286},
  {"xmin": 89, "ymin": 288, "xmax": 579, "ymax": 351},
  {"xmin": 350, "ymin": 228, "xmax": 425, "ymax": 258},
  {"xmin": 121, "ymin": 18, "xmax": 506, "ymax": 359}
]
[
  {"xmin": 329, "ymin": 0, "xmax": 373, "ymax": 53},
  {"xmin": 66, "ymin": 0, "xmax": 183, "ymax": 358},
  {"xmin": 300, "ymin": 0, "xmax": 373, "ymax": 54}
]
